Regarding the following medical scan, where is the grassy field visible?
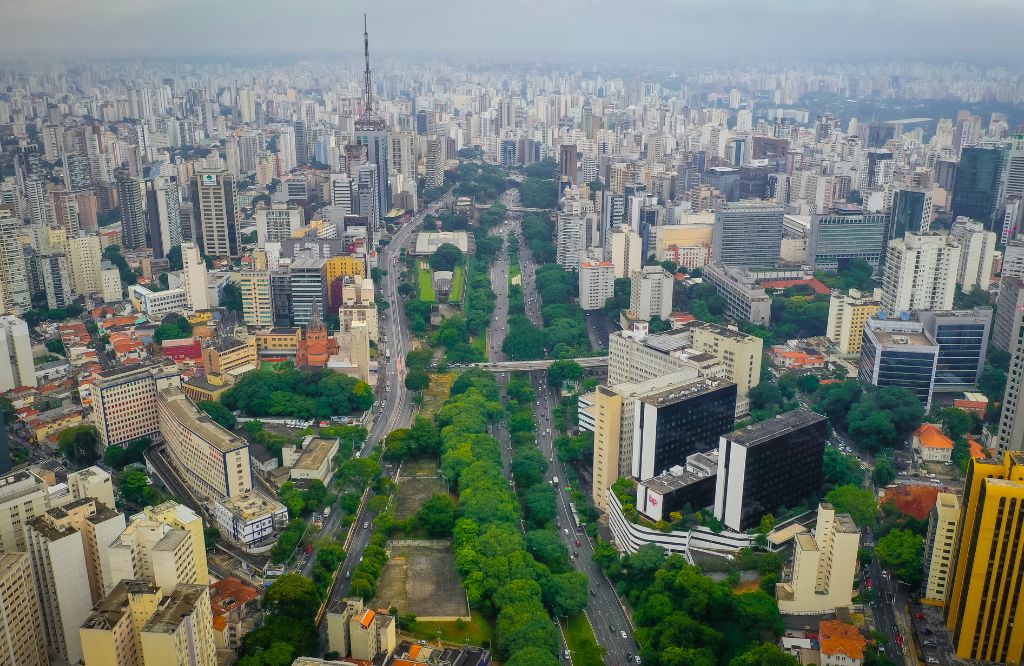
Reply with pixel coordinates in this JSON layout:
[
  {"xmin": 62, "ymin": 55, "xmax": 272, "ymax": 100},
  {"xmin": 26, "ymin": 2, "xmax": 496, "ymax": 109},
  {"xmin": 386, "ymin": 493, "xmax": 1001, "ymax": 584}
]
[
  {"xmin": 408, "ymin": 609, "xmax": 495, "ymax": 648},
  {"xmin": 563, "ymin": 613, "xmax": 602, "ymax": 666},
  {"xmin": 421, "ymin": 372, "xmax": 457, "ymax": 415},
  {"xmin": 418, "ymin": 264, "xmax": 436, "ymax": 302},
  {"xmin": 470, "ymin": 334, "xmax": 487, "ymax": 356},
  {"xmin": 450, "ymin": 267, "xmax": 466, "ymax": 302}
]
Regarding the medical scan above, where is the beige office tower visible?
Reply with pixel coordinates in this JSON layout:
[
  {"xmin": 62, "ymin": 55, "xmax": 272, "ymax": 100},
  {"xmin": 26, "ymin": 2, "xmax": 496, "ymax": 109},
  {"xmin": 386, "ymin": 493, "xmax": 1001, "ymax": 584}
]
[
  {"xmin": 923, "ymin": 493, "xmax": 960, "ymax": 605},
  {"xmin": 26, "ymin": 498, "xmax": 125, "ymax": 664},
  {"xmin": 190, "ymin": 169, "xmax": 239, "ymax": 258},
  {"xmin": 68, "ymin": 233, "xmax": 104, "ymax": 296},
  {"xmin": 0, "ymin": 469, "xmax": 50, "ymax": 552},
  {"xmin": 139, "ymin": 585, "xmax": 217, "ymax": 666},
  {"xmin": 131, "ymin": 501, "xmax": 210, "ymax": 586},
  {"xmin": 0, "ymin": 552, "xmax": 47, "ymax": 666}
]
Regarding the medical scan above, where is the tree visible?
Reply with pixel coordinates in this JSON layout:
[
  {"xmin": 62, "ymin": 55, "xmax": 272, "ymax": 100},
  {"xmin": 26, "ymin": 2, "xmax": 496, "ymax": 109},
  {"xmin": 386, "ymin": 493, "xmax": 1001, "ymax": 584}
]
[
  {"xmin": 154, "ymin": 317, "xmax": 193, "ymax": 344},
  {"xmin": 503, "ymin": 315, "xmax": 546, "ymax": 360},
  {"xmin": 511, "ymin": 446, "xmax": 548, "ymax": 488},
  {"xmin": 872, "ymin": 458, "xmax": 897, "ymax": 487},
  {"xmin": 57, "ymin": 424, "xmax": 100, "ymax": 465},
  {"xmin": 222, "ymin": 283, "xmax": 243, "ymax": 314},
  {"xmin": 823, "ymin": 448, "xmax": 864, "ymax": 486},
  {"xmin": 523, "ymin": 483, "xmax": 557, "ymax": 527},
  {"xmin": 547, "ymin": 359, "xmax": 584, "ymax": 388},
  {"xmin": 825, "ymin": 485, "xmax": 877, "ymax": 527},
  {"xmin": 846, "ymin": 404, "xmax": 898, "ymax": 451},
  {"xmin": 505, "ymin": 647, "xmax": 560, "ymax": 666},
  {"xmin": 103, "ymin": 437, "xmax": 151, "ymax": 469},
  {"xmin": 524, "ymin": 529, "xmax": 569, "ymax": 571},
  {"xmin": 729, "ymin": 643, "xmax": 799, "ymax": 666},
  {"xmin": 429, "ymin": 243, "xmax": 464, "ymax": 271},
  {"xmin": 544, "ymin": 571, "xmax": 589, "ymax": 616},
  {"xmin": 813, "ymin": 381, "xmax": 863, "ymax": 428},
  {"xmin": 405, "ymin": 369, "xmax": 430, "ymax": 392},
  {"xmin": 118, "ymin": 469, "xmax": 164, "ymax": 507},
  {"xmin": 417, "ymin": 494, "xmax": 456, "ymax": 537},
  {"xmin": 198, "ymin": 400, "xmax": 237, "ymax": 430},
  {"xmin": 876, "ymin": 528, "xmax": 924, "ymax": 586},
  {"xmin": 937, "ymin": 407, "xmax": 976, "ymax": 440},
  {"xmin": 264, "ymin": 574, "xmax": 321, "ymax": 621},
  {"xmin": 796, "ymin": 374, "xmax": 820, "ymax": 394},
  {"xmin": 102, "ymin": 245, "xmax": 138, "ymax": 285}
]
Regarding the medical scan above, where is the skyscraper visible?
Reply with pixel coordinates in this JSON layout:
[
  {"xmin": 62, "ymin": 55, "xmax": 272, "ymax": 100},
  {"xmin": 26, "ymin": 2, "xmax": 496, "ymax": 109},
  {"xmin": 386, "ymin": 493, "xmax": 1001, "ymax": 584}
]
[
  {"xmin": 808, "ymin": 205, "xmax": 886, "ymax": 271},
  {"xmin": 712, "ymin": 200, "xmax": 784, "ymax": 269},
  {"xmin": 0, "ymin": 209, "xmax": 30, "ymax": 311},
  {"xmin": 887, "ymin": 187, "xmax": 933, "ymax": 245},
  {"xmin": 559, "ymin": 143, "xmax": 578, "ymax": 185},
  {"xmin": 354, "ymin": 17, "xmax": 391, "ymax": 221},
  {"xmin": 181, "ymin": 242, "xmax": 210, "ymax": 312},
  {"xmin": 146, "ymin": 176, "xmax": 181, "ymax": 259},
  {"xmin": 951, "ymin": 143, "xmax": 1007, "ymax": 234},
  {"xmin": 116, "ymin": 171, "xmax": 148, "ymax": 250},
  {"xmin": 881, "ymin": 232, "xmax": 961, "ymax": 314},
  {"xmin": 190, "ymin": 169, "xmax": 239, "ymax": 257}
]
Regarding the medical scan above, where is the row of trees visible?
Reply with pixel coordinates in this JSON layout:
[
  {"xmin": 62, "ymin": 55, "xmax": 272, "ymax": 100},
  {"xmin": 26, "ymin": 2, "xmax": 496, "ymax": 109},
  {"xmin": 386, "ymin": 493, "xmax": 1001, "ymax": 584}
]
[
  {"xmin": 814, "ymin": 382, "xmax": 924, "ymax": 452},
  {"xmin": 221, "ymin": 366, "xmax": 373, "ymax": 420},
  {"xmin": 452, "ymin": 162, "xmax": 509, "ymax": 202}
]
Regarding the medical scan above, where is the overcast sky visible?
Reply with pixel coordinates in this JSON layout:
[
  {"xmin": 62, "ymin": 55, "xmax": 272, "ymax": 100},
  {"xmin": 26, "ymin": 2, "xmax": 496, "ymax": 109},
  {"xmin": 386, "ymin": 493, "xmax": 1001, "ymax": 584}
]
[{"xmin": 1, "ymin": 0, "xmax": 1023, "ymax": 61}]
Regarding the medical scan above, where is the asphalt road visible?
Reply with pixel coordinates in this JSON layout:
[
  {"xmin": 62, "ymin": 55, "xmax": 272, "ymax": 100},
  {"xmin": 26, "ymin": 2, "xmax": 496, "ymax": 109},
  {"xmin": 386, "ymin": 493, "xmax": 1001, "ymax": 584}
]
[{"xmin": 509, "ymin": 208, "xmax": 641, "ymax": 665}]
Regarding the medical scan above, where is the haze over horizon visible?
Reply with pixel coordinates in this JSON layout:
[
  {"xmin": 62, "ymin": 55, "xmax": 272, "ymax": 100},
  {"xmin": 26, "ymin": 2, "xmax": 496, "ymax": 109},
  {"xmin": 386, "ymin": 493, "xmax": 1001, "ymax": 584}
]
[{"xmin": 3, "ymin": 0, "xmax": 1024, "ymax": 62}]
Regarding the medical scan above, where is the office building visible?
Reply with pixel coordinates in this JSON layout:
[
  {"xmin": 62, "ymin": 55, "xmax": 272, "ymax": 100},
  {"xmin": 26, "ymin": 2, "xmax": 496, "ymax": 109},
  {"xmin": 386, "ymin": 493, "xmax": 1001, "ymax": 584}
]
[
  {"xmin": 950, "ymin": 143, "xmax": 1006, "ymax": 233},
  {"xmin": 289, "ymin": 256, "xmax": 327, "ymax": 327},
  {"xmin": 919, "ymin": 308, "xmax": 991, "ymax": 392},
  {"xmin": 701, "ymin": 263, "xmax": 772, "ymax": 325},
  {"xmin": 128, "ymin": 284, "xmax": 188, "ymax": 317},
  {"xmin": 132, "ymin": 502, "xmax": 209, "ymax": 586},
  {"xmin": 950, "ymin": 218, "xmax": 996, "ymax": 293},
  {"xmin": 180, "ymin": 242, "xmax": 210, "ymax": 312},
  {"xmin": 0, "ymin": 210, "xmax": 30, "ymax": 310},
  {"xmin": 560, "ymin": 143, "xmax": 578, "ymax": 185},
  {"xmin": 859, "ymin": 316, "xmax": 939, "ymax": 411},
  {"xmin": 26, "ymin": 498, "xmax": 125, "ymax": 664},
  {"xmin": 922, "ymin": 493, "xmax": 959, "ymax": 606},
  {"xmin": 0, "ymin": 470, "xmax": 50, "ymax": 552},
  {"xmin": 996, "ymin": 297, "xmax": 1024, "ymax": 453},
  {"xmin": 0, "ymin": 315, "xmax": 36, "ymax": 392},
  {"xmin": 712, "ymin": 200, "xmax": 784, "ymax": 269},
  {"xmin": 0, "ymin": 552, "xmax": 47, "ymax": 666},
  {"xmin": 608, "ymin": 226, "xmax": 642, "ymax": 279},
  {"xmin": 355, "ymin": 164, "xmax": 381, "ymax": 242},
  {"xmin": 239, "ymin": 269, "xmax": 273, "ymax": 328},
  {"xmin": 881, "ymin": 232, "xmax": 961, "ymax": 314},
  {"xmin": 255, "ymin": 203, "xmax": 304, "ymax": 246},
  {"xmin": 993, "ymin": 275, "xmax": 1024, "ymax": 353},
  {"xmin": 776, "ymin": 503, "xmax": 860, "ymax": 615},
  {"xmin": 190, "ymin": 170, "xmax": 240, "ymax": 257},
  {"xmin": 117, "ymin": 172, "xmax": 148, "ymax": 250},
  {"xmin": 826, "ymin": 289, "xmax": 881, "ymax": 355},
  {"xmin": 579, "ymin": 260, "xmax": 615, "ymax": 311},
  {"xmin": 945, "ymin": 453, "xmax": 1024, "ymax": 662},
  {"xmin": 337, "ymin": 276, "xmax": 378, "ymax": 341},
  {"xmin": 92, "ymin": 363, "xmax": 182, "ymax": 448},
  {"xmin": 887, "ymin": 187, "xmax": 933, "ymax": 244},
  {"xmin": 146, "ymin": 177, "xmax": 181, "ymax": 259},
  {"xmin": 354, "ymin": 131, "xmax": 390, "ymax": 222},
  {"xmin": 632, "ymin": 378, "xmax": 736, "ymax": 480},
  {"xmin": 715, "ymin": 410, "xmax": 827, "ymax": 531},
  {"xmin": 629, "ymin": 265, "xmax": 674, "ymax": 321},
  {"xmin": 635, "ymin": 451, "xmax": 720, "ymax": 522},
  {"xmin": 808, "ymin": 206, "xmax": 886, "ymax": 271}
]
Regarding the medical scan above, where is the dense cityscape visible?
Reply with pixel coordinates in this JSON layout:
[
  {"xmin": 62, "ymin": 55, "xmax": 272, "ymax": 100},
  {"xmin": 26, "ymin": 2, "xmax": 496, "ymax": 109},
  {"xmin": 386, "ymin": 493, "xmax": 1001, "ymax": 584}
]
[{"xmin": 2, "ymin": 4, "xmax": 1024, "ymax": 666}]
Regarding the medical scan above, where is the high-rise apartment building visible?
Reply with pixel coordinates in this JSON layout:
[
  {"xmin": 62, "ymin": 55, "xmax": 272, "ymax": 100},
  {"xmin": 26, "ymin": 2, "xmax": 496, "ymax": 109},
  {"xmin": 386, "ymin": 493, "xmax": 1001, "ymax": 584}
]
[
  {"xmin": 0, "ymin": 315, "xmax": 36, "ymax": 392},
  {"xmin": 578, "ymin": 260, "xmax": 615, "ymax": 311},
  {"xmin": 950, "ymin": 217, "xmax": 996, "ymax": 293},
  {"xmin": 996, "ymin": 301, "xmax": 1024, "ymax": 454},
  {"xmin": 337, "ymin": 276, "xmax": 378, "ymax": 341},
  {"xmin": 117, "ymin": 171, "xmax": 148, "ymax": 250},
  {"xmin": 101, "ymin": 263, "xmax": 123, "ymax": 303},
  {"xmin": 107, "ymin": 518, "xmax": 201, "ymax": 592},
  {"xmin": 712, "ymin": 200, "xmax": 784, "ymax": 269},
  {"xmin": 240, "ymin": 269, "xmax": 273, "ymax": 327},
  {"xmin": 945, "ymin": 453, "xmax": 1024, "ymax": 662},
  {"xmin": 131, "ymin": 502, "xmax": 209, "ymax": 587},
  {"xmin": 190, "ymin": 170, "xmax": 239, "ymax": 257},
  {"xmin": 180, "ymin": 242, "xmax": 210, "ymax": 312},
  {"xmin": 715, "ymin": 410, "xmax": 827, "ymax": 531},
  {"xmin": 92, "ymin": 363, "xmax": 182, "ymax": 448},
  {"xmin": 629, "ymin": 265, "xmax": 674, "ymax": 321},
  {"xmin": 808, "ymin": 205, "xmax": 886, "ymax": 271},
  {"xmin": 0, "ymin": 209, "xmax": 30, "ymax": 311},
  {"xmin": 68, "ymin": 233, "xmax": 103, "ymax": 296},
  {"xmin": 887, "ymin": 187, "xmax": 933, "ymax": 246},
  {"xmin": 608, "ymin": 226, "xmax": 641, "ymax": 280},
  {"xmin": 922, "ymin": 492, "xmax": 959, "ymax": 606},
  {"xmin": 0, "ymin": 469, "xmax": 50, "ymax": 553},
  {"xmin": 826, "ymin": 289, "xmax": 881, "ymax": 355},
  {"xmin": 145, "ymin": 176, "xmax": 181, "ymax": 259},
  {"xmin": 881, "ymin": 232, "xmax": 961, "ymax": 314},
  {"xmin": 0, "ymin": 552, "xmax": 47, "ymax": 666},
  {"xmin": 38, "ymin": 253, "xmax": 72, "ymax": 309},
  {"xmin": 993, "ymin": 275, "xmax": 1024, "ymax": 353},
  {"xmin": 255, "ymin": 202, "xmax": 304, "ymax": 246},
  {"xmin": 776, "ymin": 503, "xmax": 860, "ymax": 615},
  {"xmin": 559, "ymin": 143, "xmax": 578, "ymax": 186},
  {"xmin": 354, "ymin": 129, "xmax": 390, "ymax": 220}
]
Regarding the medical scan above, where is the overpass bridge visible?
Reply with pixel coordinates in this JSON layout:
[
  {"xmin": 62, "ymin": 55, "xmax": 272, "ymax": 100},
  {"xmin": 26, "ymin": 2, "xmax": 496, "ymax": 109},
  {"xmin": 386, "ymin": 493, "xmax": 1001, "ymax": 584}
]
[
  {"xmin": 470, "ymin": 357, "xmax": 608, "ymax": 372},
  {"xmin": 473, "ymin": 204, "xmax": 548, "ymax": 214}
]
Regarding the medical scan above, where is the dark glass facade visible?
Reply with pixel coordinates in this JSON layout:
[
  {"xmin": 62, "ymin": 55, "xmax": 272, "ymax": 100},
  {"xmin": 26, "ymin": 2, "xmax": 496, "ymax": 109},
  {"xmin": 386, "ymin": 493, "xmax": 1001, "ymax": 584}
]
[
  {"xmin": 636, "ymin": 383, "xmax": 736, "ymax": 478},
  {"xmin": 932, "ymin": 322, "xmax": 988, "ymax": 389},
  {"xmin": 951, "ymin": 145, "xmax": 1006, "ymax": 233}
]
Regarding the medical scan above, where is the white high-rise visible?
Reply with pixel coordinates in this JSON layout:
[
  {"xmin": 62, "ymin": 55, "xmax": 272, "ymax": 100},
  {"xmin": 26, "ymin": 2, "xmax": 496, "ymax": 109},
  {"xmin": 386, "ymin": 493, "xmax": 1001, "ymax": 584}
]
[
  {"xmin": 0, "ymin": 209, "xmax": 30, "ymax": 311},
  {"xmin": 951, "ymin": 217, "xmax": 996, "ymax": 293},
  {"xmin": 181, "ymin": 242, "xmax": 211, "ymax": 312},
  {"xmin": 881, "ymin": 232, "xmax": 961, "ymax": 314},
  {"xmin": 0, "ymin": 315, "xmax": 36, "ymax": 392},
  {"xmin": 328, "ymin": 173, "xmax": 354, "ymax": 215},
  {"xmin": 630, "ymin": 266, "xmax": 674, "ymax": 321},
  {"xmin": 255, "ymin": 203, "xmax": 304, "ymax": 246}
]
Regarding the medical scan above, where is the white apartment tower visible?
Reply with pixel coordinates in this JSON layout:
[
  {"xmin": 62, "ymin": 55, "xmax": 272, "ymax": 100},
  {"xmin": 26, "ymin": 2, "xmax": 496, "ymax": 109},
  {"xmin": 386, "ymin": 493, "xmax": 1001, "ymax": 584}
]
[
  {"xmin": 951, "ymin": 217, "xmax": 996, "ymax": 293},
  {"xmin": 181, "ymin": 242, "xmax": 211, "ymax": 312},
  {"xmin": 629, "ymin": 266, "xmax": 674, "ymax": 321},
  {"xmin": 0, "ymin": 315, "xmax": 36, "ymax": 392},
  {"xmin": 881, "ymin": 232, "xmax": 961, "ymax": 314}
]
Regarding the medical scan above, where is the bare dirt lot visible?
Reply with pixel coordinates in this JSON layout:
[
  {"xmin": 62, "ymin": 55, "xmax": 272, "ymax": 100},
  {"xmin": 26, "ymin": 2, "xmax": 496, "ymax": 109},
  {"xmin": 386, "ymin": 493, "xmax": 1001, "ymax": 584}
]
[
  {"xmin": 393, "ymin": 460, "xmax": 446, "ymax": 521},
  {"xmin": 371, "ymin": 540, "xmax": 469, "ymax": 620}
]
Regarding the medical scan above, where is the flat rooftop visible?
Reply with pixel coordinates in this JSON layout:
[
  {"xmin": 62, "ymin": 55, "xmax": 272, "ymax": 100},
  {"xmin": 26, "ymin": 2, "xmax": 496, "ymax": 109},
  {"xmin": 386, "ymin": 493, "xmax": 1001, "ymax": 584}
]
[
  {"xmin": 639, "ymin": 377, "xmax": 736, "ymax": 408},
  {"xmin": 294, "ymin": 437, "xmax": 337, "ymax": 471},
  {"xmin": 157, "ymin": 387, "xmax": 248, "ymax": 454},
  {"xmin": 142, "ymin": 584, "xmax": 208, "ymax": 635},
  {"xmin": 871, "ymin": 330, "xmax": 935, "ymax": 348},
  {"xmin": 726, "ymin": 409, "xmax": 826, "ymax": 448},
  {"xmin": 221, "ymin": 491, "xmax": 286, "ymax": 521}
]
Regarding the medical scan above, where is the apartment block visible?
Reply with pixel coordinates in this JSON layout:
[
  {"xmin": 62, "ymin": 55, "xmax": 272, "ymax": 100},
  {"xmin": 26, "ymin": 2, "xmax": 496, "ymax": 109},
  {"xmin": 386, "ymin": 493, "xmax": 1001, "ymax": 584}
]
[
  {"xmin": 336, "ymin": 276, "xmax": 378, "ymax": 341},
  {"xmin": 0, "ymin": 469, "xmax": 51, "ymax": 552},
  {"xmin": 826, "ymin": 289, "xmax": 881, "ymax": 355},
  {"xmin": 131, "ymin": 502, "xmax": 209, "ymax": 586},
  {"xmin": 0, "ymin": 552, "xmax": 47, "ymax": 666},
  {"xmin": 995, "ymin": 277, "xmax": 1024, "ymax": 354},
  {"xmin": 922, "ymin": 493, "xmax": 959, "ymax": 606},
  {"xmin": 92, "ymin": 363, "xmax": 182, "ymax": 448},
  {"xmin": 0, "ymin": 315, "xmax": 36, "ymax": 392},
  {"xmin": 128, "ymin": 284, "xmax": 188, "ymax": 317},
  {"xmin": 881, "ymin": 231, "xmax": 960, "ymax": 314},
  {"xmin": 629, "ymin": 265, "xmax": 674, "ymax": 321},
  {"xmin": 107, "ymin": 519, "xmax": 201, "ymax": 594},
  {"xmin": 951, "ymin": 217, "xmax": 996, "ymax": 293},
  {"xmin": 239, "ymin": 269, "xmax": 273, "ymax": 327},
  {"xmin": 140, "ymin": 584, "xmax": 217, "ymax": 666},
  {"xmin": 776, "ymin": 503, "xmax": 860, "ymax": 615},
  {"xmin": 80, "ymin": 580, "xmax": 160, "ymax": 666},
  {"xmin": 578, "ymin": 261, "xmax": 615, "ymax": 311},
  {"xmin": 701, "ymin": 263, "xmax": 772, "ymax": 325}
]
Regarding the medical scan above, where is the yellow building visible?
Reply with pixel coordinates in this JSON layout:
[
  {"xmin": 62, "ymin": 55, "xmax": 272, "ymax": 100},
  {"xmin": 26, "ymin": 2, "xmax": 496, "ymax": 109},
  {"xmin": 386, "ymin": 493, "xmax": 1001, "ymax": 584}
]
[
  {"xmin": 0, "ymin": 552, "xmax": 47, "ymax": 666},
  {"xmin": 923, "ymin": 493, "xmax": 959, "ymax": 606},
  {"xmin": 326, "ymin": 255, "xmax": 367, "ymax": 283},
  {"xmin": 777, "ymin": 503, "xmax": 860, "ymax": 615},
  {"xmin": 239, "ymin": 270, "xmax": 273, "ymax": 327},
  {"xmin": 139, "ymin": 585, "xmax": 217, "ymax": 666},
  {"xmin": 182, "ymin": 372, "xmax": 234, "ymax": 403},
  {"xmin": 589, "ymin": 386, "xmax": 624, "ymax": 512},
  {"xmin": 253, "ymin": 328, "xmax": 301, "ymax": 358},
  {"xmin": 687, "ymin": 321, "xmax": 763, "ymax": 397},
  {"xmin": 132, "ymin": 501, "xmax": 209, "ymax": 586},
  {"xmin": 826, "ymin": 289, "xmax": 881, "ymax": 355},
  {"xmin": 202, "ymin": 338, "xmax": 258, "ymax": 376},
  {"xmin": 945, "ymin": 452, "xmax": 1024, "ymax": 662},
  {"xmin": 80, "ymin": 580, "xmax": 161, "ymax": 666}
]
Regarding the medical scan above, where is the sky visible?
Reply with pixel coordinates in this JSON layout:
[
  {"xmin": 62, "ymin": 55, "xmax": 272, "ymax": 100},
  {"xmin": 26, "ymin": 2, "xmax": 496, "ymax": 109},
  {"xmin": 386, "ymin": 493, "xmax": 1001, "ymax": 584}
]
[{"xmin": 1, "ymin": 0, "xmax": 1023, "ymax": 61}]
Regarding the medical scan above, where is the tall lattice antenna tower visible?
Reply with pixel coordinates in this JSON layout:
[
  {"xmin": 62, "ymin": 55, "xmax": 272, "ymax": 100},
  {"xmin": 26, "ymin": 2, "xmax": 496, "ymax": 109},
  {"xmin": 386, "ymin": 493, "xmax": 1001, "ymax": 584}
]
[{"xmin": 356, "ymin": 13, "xmax": 385, "ymax": 131}]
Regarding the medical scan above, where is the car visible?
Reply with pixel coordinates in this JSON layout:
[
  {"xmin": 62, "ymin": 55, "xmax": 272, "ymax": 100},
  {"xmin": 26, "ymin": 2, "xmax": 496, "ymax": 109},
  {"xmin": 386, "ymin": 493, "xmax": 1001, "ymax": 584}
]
[
  {"xmin": 635, "ymin": 657, "xmax": 642, "ymax": 664},
  {"xmin": 564, "ymin": 650, "xmax": 570, "ymax": 659},
  {"xmin": 575, "ymin": 539, "xmax": 581, "ymax": 546},
  {"xmin": 363, "ymin": 522, "xmax": 369, "ymax": 529},
  {"xmin": 621, "ymin": 631, "xmax": 628, "ymax": 639},
  {"xmin": 564, "ymin": 528, "xmax": 569, "ymax": 535}
]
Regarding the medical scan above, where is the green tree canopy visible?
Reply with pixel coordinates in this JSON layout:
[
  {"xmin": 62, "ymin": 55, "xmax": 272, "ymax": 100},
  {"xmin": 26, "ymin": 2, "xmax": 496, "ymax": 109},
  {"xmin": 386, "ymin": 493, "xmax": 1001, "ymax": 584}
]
[
  {"xmin": 429, "ymin": 243, "xmax": 464, "ymax": 271},
  {"xmin": 825, "ymin": 484, "xmax": 877, "ymax": 527}
]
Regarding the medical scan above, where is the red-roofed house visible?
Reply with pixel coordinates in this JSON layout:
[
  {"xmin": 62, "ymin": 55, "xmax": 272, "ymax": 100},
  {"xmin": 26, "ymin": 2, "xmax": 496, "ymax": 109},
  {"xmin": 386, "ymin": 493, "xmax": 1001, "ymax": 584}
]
[
  {"xmin": 759, "ymin": 277, "xmax": 832, "ymax": 295},
  {"xmin": 819, "ymin": 620, "xmax": 866, "ymax": 666},
  {"xmin": 913, "ymin": 423, "xmax": 954, "ymax": 463},
  {"xmin": 209, "ymin": 576, "xmax": 259, "ymax": 652}
]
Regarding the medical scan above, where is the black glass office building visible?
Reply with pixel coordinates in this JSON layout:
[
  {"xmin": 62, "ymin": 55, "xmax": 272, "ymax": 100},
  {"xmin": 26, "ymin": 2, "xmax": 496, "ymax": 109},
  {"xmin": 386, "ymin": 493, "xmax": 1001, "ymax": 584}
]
[
  {"xmin": 920, "ymin": 309, "xmax": 992, "ymax": 392},
  {"xmin": 859, "ymin": 319, "xmax": 939, "ymax": 411},
  {"xmin": 951, "ymin": 144, "xmax": 1007, "ymax": 233}
]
